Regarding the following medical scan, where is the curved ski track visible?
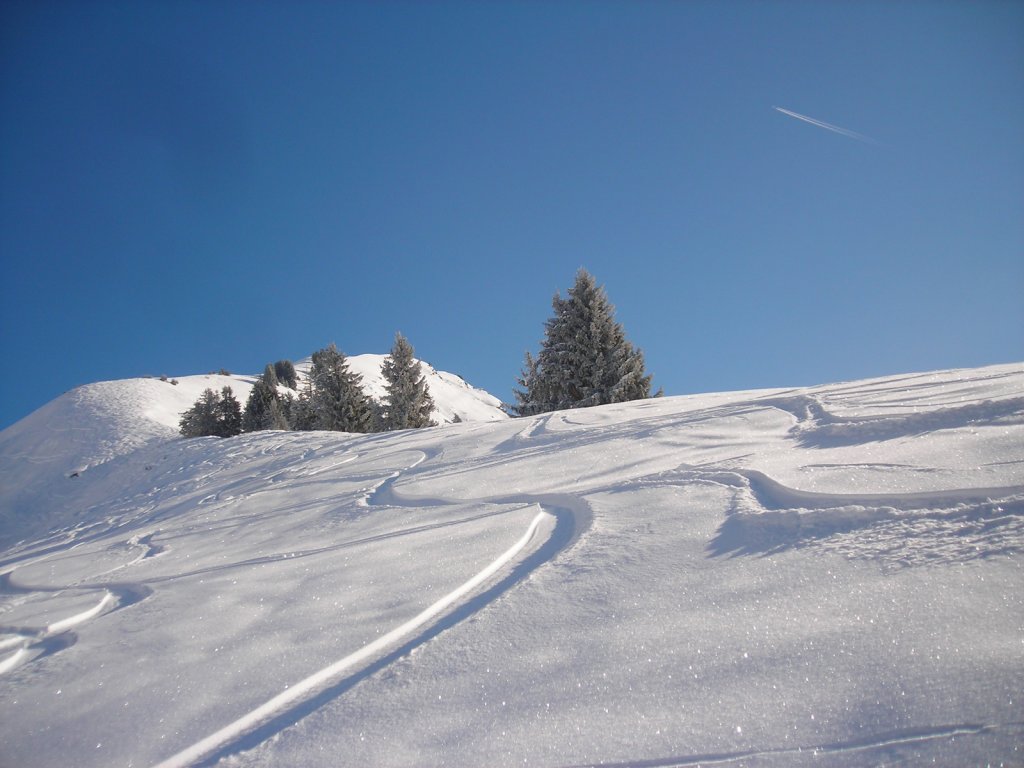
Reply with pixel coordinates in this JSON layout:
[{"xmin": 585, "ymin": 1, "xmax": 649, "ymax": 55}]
[
  {"xmin": 0, "ymin": 567, "xmax": 153, "ymax": 675},
  {"xmin": 1, "ymin": 438, "xmax": 593, "ymax": 766},
  {"xmin": 6, "ymin": 381, "xmax": 1021, "ymax": 766},
  {"xmin": 152, "ymin": 442, "xmax": 593, "ymax": 767}
]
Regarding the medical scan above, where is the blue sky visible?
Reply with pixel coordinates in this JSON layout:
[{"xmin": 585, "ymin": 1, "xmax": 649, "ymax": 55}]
[{"xmin": 1, "ymin": 1, "xmax": 1022, "ymax": 430}]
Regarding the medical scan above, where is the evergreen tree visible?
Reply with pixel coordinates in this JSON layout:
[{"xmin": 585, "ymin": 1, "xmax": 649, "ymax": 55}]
[
  {"xmin": 279, "ymin": 391, "xmax": 297, "ymax": 429},
  {"xmin": 512, "ymin": 269, "xmax": 656, "ymax": 416},
  {"xmin": 215, "ymin": 386, "xmax": 243, "ymax": 437},
  {"xmin": 380, "ymin": 332, "xmax": 436, "ymax": 430},
  {"xmin": 368, "ymin": 398, "xmax": 386, "ymax": 433},
  {"xmin": 289, "ymin": 382, "xmax": 319, "ymax": 431},
  {"xmin": 180, "ymin": 387, "xmax": 242, "ymax": 438},
  {"xmin": 266, "ymin": 397, "xmax": 290, "ymax": 431},
  {"xmin": 180, "ymin": 389, "xmax": 221, "ymax": 437},
  {"xmin": 511, "ymin": 351, "xmax": 545, "ymax": 417},
  {"xmin": 308, "ymin": 343, "xmax": 373, "ymax": 432},
  {"xmin": 274, "ymin": 360, "xmax": 298, "ymax": 390},
  {"xmin": 242, "ymin": 364, "xmax": 284, "ymax": 432}
]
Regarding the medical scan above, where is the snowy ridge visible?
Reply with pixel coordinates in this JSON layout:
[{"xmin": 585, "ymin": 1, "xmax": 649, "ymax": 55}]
[{"xmin": 0, "ymin": 362, "xmax": 1022, "ymax": 767}]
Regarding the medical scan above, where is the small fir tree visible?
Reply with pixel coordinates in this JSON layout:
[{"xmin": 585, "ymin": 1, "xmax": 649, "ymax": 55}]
[
  {"xmin": 511, "ymin": 351, "xmax": 545, "ymax": 417},
  {"xmin": 215, "ymin": 386, "xmax": 243, "ymax": 437},
  {"xmin": 265, "ymin": 397, "xmax": 290, "ymax": 431},
  {"xmin": 512, "ymin": 268, "xmax": 656, "ymax": 416},
  {"xmin": 289, "ymin": 382, "xmax": 319, "ymax": 431},
  {"xmin": 380, "ymin": 332, "xmax": 436, "ymax": 430},
  {"xmin": 242, "ymin": 364, "xmax": 284, "ymax": 432},
  {"xmin": 180, "ymin": 389, "xmax": 221, "ymax": 437},
  {"xmin": 180, "ymin": 387, "xmax": 242, "ymax": 438},
  {"xmin": 274, "ymin": 360, "xmax": 298, "ymax": 390}
]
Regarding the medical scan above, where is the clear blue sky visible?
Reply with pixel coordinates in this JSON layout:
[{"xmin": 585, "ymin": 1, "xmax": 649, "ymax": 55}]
[{"xmin": 2, "ymin": 1, "xmax": 1022, "ymax": 430}]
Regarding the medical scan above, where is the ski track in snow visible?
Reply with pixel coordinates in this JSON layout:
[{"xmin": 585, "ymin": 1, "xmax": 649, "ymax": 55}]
[
  {"xmin": 762, "ymin": 391, "xmax": 1024, "ymax": 448},
  {"xmin": 154, "ymin": 510, "xmax": 556, "ymax": 768},
  {"xmin": 136, "ymin": 441, "xmax": 595, "ymax": 767},
  {"xmin": 148, "ymin": 439, "xmax": 594, "ymax": 767},
  {"xmin": 605, "ymin": 458, "xmax": 1024, "ymax": 567},
  {"xmin": 0, "ymin": 519, "xmax": 164, "ymax": 675},
  {"xmin": 0, "ymin": 567, "xmax": 152, "ymax": 674},
  {"xmin": 681, "ymin": 465, "xmax": 1024, "ymax": 566},
  {"xmin": 1, "ymin": 363, "xmax": 1021, "ymax": 766},
  {"xmin": 566, "ymin": 720, "xmax": 1024, "ymax": 767}
]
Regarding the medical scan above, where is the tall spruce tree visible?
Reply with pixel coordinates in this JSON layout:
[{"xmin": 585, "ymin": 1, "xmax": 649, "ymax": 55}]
[
  {"xmin": 380, "ymin": 332, "xmax": 436, "ymax": 430},
  {"xmin": 512, "ymin": 269, "xmax": 656, "ymax": 416},
  {"xmin": 308, "ymin": 343, "xmax": 373, "ymax": 432}
]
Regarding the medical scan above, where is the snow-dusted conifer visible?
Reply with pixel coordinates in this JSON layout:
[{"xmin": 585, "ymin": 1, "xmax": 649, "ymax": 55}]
[
  {"xmin": 242, "ymin": 364, "xmax": 284, "ymax": 432},
  {"xmin": 180, "ymin": 389, "xmax": 221, "ymax": 437},
  {"xmin": 512, "ymin": 269, "xmax": 656, "ymax": 416},
  {"xmin": 511, "ymin": 351, "xmax": 545, "ymax": 417},
  {"xmin": 308, "ymin": 343, "xmax": 372, "ymax": 432},
  {"xmin": 380, "ymin": 332, "xmax": 436, "ymax": 431},
  {"xmin": 266, "ymin": 398, "xmax": 290, "ymax": 431},
  {"xmin": 289, "ymin": 383, "xmax": 318, "ymax": 431},
  {"xmin": 215, "ymin": 386, "xmax": 243, "ymax": 437},
  {"xmin": 274, "ymin": 360, "xmax": 298, "ymax": 390},
  {"xmin": 180, "ymin": 388, "xmax": 243, "ymax": 438}
]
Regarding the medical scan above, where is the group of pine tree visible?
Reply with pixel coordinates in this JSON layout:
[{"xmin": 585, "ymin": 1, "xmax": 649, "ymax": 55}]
[
  {"xmin": 179, "ymin": 333, "xmax": 435, "ymax": 438},
  {"xmin": 180, "ymin": 269, "xmax": 657, "ymax": 438}
]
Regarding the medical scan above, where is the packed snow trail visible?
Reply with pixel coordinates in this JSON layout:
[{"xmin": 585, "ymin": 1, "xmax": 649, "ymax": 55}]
[{"xmin": 153, "ymin": 509, "xmax": 556, "ymax": 768}]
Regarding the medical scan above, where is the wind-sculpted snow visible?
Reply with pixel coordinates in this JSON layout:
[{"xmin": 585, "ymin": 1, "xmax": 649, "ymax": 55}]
[
  {"xmin": 764, "ymin": 392, "xmax": 1024, "ymax": 448},
  {"xmin": 693, "ymin": 466, "xmax": 1024, "ymax": 566},
  {"xmin": 0, "ymin": 362, "xmax": 1021, "ymax": 767}
]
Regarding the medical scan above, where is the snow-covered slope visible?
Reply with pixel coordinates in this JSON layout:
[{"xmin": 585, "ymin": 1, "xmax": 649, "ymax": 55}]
[
  {"xmin": 0, "ymin": 356, "xmax": 505, "ymax": 547},
  {"xmin": 1, "ymin": 363, "xmax": 1022, "ymax": 767},
  {"xmin": 0, "ymin": 373, "xmax": 250, "ymax": 548}
]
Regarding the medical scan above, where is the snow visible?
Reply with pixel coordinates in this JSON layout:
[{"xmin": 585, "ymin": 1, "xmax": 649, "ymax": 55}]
[
  {"xmin": 0, "ymin": 355, "xmax": 505, "ymax": 549},
  {"xmin": 1, "ymin": 361, "xmax": 1022, "ymax": 767}
]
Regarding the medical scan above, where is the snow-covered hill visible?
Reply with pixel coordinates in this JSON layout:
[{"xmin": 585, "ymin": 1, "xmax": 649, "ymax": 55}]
[
  {"xmin": 0, "ymin": 355, "xmax": 505, "ymax": 548},
  {"xmin": 1, "ymin": 362, "xmax": 1022, "ymax": 767}
]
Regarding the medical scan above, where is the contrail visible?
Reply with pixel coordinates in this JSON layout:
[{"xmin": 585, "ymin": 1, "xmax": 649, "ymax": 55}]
[{"xmin": 773, "ymin": 106, "xmax": 878, "ymax": 145}]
